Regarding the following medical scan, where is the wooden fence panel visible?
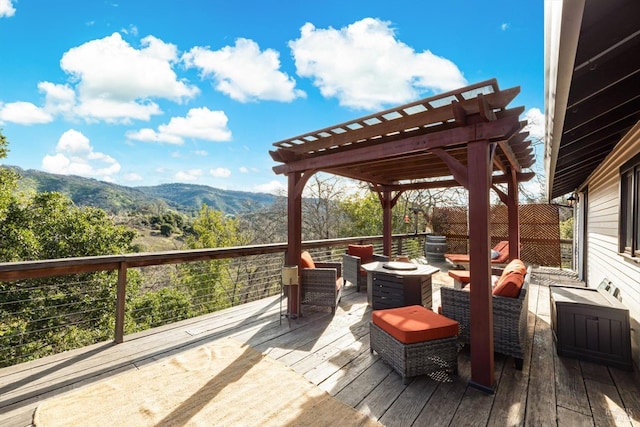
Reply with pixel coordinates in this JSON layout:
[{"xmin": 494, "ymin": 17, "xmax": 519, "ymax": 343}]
[{"xmin": 439, "ymin": 204, "xmax": 562, "ymax": 267}]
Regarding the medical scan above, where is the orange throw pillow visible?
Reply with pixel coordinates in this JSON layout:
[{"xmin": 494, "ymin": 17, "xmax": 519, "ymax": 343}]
[
  {"xmin": 502, "ymin": 259, "xmax": 527, "ymax": 275},
  {"xmin": 348, "ymin": 244, "xmax": 374, "ymax": 264},
  {"xmin": 492, "ymin": 259, "xmax": 526, "ymax": 298},
  {"xmin": 300, "ymin": 251, "xmax": 315, "ymax": 269}
]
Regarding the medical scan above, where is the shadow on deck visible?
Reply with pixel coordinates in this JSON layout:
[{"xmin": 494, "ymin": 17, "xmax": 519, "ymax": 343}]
[{"xmin": 1, "ymin": 264, "xmax": 638, "ymax": 427}]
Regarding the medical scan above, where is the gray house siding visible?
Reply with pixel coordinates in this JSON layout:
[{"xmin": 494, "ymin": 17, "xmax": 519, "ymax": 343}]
[{"xmin": 583, "ymin": 121, "xmax": 640, "ymax": 368}]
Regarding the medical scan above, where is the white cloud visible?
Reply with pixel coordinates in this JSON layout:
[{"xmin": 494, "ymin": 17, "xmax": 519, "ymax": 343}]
[
  {"xmin": 0, "ymin": 101, "xmax": 53, "ymax": 125},
  {"xmin": 124, "ymin": 172, "xmax": 143, "ymax": 182},
  {"xmin": 193, "ymin": 150, "xmax": 208, "ymax": 156},
  {"xmin": 210, "ymin": 167, "xmax": 231, "ymax": 178},
  {"xmin": 174, "ymin": 169, "xmax": 202, "ymax": 181},
  {"xmin": 128, "ymin": 128, "xmax": 183, "ymax": 145},
  {"xmin": 126, "ymin": 107, "xmax": 231, "ymax": 144},
  {"xmin": 74, "ymin": 98, "xmax": 162, "ymax": 124},
  {"xmin": 42, "ymin": 129, "xmax": 121, "ymax": 179},
  {"xmin": 0, "ymin": 0, "xmax": 16, "ymax": 18},
  {"xmin": 254, "ymin": 180, "xmax": 286, "ymax": 195},
  {"xmin": 289, "ymin": 18, "xmax": 467, "ymax": 110},
  {"xmin": 239, "ymin": 166, "xmax": 259, "ymax": 174},
  {"xmin": 121, "ymin": 25, "xmax": 138, "ymax": 36},
  {"xmin": 524, "ymin": 107, "xmax": 544, "ymax": 141},
  {"xmin": 38, "ymin": 82, "xmax": 76, "ymax": 118},
  {"xmin": 183, "ymin": 38, "xmax": 305, "ymax": 102},
  {"xmin": 59, "ymin": 32, "xmax": 199, "ymax": 123}
]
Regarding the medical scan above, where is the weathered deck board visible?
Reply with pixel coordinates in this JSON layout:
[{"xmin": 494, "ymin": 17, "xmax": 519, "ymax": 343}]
[
  {"xmin": 557, "ymin": 406, "xmax": 596, "ymax": 426},
  {"xmin": 609, "ymin": 368, "xmax": 640, "ymax": 426},
  {"xmin": 585, "ymin": 378, "xmax": 633, "ymax": 426},
  {"xmin": 1, "ymin": 267, "xmax": 638, "ymax": 427},
  {"xmin": 412, "ymin": 351, "xmax": 470, "ymax": 426},
  {"xmin": 555, "ymin": 353, "xmax": 591, "ymax": 416},
  {"xmin": 487, "ymin": 278, "xmax": 536, "ymax": 427},
  {"xmin": 525, "ymin": 283, "xmax": 558, "ymax": 426},
  {"xmin": 378, "ymin": 376, "xmax": 436, "ymax": 427}
]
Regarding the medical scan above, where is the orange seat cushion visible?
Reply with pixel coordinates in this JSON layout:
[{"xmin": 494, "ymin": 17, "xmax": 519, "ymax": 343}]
[
  {"xmin": 444, "ymin": 253, "xmax": 470, "ymax": 263},
  {"xmin": 348, "ymin": 244, "xmax": 374, "ymax": 264},
  {"xmin": 372, "ymin": 305, "xmax": 459, "ymax": 344},
  {"xmin": 448, "ymin": 270, "xmax": 471, "ymax": 283},
  {"xmin": 300, "ymin": 251, "xmax": 315, "ymax": 269},
  {"xmin": 493, "ymin": 241, "xmax": 509, "ymax": 253},
  {"xmin": 492, "ymin": 259, "xmax": 526, "ymax": 298},
  {"xmin": 446, "ymin": 241, "xmax": 510, "ymax": 264},
  {"xmin": 492, "ymin": 241, "xmax": 510, "ymax": 263}
]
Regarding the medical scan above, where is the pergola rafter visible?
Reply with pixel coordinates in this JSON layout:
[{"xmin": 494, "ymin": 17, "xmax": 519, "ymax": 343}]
[{"xmin": 270, "ymin": 78, "xmax": 534, "ymax": 393}]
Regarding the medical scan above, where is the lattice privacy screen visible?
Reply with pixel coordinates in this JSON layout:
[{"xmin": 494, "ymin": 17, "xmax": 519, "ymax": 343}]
[{"xmin": 436, "ymin": 204, "xmax": 561, "ymax": 267}]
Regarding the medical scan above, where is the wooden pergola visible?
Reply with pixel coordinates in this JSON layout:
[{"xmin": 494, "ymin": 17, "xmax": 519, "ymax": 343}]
[{"xmin": 270, "ymin": 78, "xmax": 534, "ymax": 392}]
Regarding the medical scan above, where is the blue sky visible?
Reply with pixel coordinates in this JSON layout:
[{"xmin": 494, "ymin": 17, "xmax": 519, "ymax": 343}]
[{"xmin": 0, "ymin": 0, "xmax": 543, "ymax": 194}]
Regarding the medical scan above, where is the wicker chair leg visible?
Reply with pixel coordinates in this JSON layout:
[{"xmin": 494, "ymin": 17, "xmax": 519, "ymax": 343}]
[{"xmin": 514, "ymin": 358, "xmax": 523, "ymax": 370}]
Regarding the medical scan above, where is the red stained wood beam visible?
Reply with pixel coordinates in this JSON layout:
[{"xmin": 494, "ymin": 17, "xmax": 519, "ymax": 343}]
[
  {"xmin": 287, "ymin": 172, "xmax": 303, "ymax": 318},
  {"xmin": 432, "ymin": 148, "xmax": 469, "ymax": 188},
  {"xmin": 478, "ymin": 93, "xmax": 497, "ymax": 122},
  {"xmin": 273, "ymin": 116, "xmax": 521, "ymax": 175},
  {"xmin": 467, "ymin": 139, "xmax": 495, "ymax": 393},
  {"xmin": 272, "ymin": 83, "xmax": 520, "ymax": 154}
]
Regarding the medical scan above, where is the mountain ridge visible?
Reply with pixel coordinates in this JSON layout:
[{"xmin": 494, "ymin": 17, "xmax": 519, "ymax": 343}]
[{"xmin": 8, "ymin": 166, "xmax": 279, "ymax": 215}]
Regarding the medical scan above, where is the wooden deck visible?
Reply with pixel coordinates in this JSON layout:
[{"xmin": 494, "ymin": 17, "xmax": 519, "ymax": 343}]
[{"xmin": 1, "ymin": 266, "xmax": 639, "ymax": 427}]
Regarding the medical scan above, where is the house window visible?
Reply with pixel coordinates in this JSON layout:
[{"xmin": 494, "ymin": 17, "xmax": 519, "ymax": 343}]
[{"xmin": 620, "ymin": 153, "xmax": 640, "ymax": 258}]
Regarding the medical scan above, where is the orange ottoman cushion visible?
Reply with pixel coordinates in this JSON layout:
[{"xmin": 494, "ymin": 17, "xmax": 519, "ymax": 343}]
[{"xmin": 372, "ymin": 305, "xmax": 459, "ymax": 344}]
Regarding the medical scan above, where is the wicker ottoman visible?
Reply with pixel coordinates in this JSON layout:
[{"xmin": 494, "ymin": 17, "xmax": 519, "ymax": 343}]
[{"xmin": 370, "ymin": 305, "xmax": 459, "ymax": 384}]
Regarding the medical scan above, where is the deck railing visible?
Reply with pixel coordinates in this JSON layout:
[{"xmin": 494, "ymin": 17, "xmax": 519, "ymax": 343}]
[
  {"xmin": 0, "ymin": 233, "xmax": 573, "ymax": 367},
  {"xmin": 0, "ymin": 234, "xmax": 426, "ymax": 367}
]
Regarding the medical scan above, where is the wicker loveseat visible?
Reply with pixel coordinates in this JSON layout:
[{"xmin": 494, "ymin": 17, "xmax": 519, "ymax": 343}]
[
  {"xmin": 342, "ymin": 244, "xmax": 388, "ymax": 292},
  {"xmin": 300, "ymin": 251, "xmax": 343, "ymax": 313},
  {"xmin": 440, "ymin": 259, "xmax": 531, "ymax": 369}
]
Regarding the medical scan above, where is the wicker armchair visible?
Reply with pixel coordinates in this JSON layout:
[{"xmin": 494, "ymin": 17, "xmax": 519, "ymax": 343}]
[
  {"xmin": 343, "ymin": 245, "xmax": 389, "ymax": 292},
  {"xmin": 440, "ymin": 263, "xmax": 531, "ymax": 370},
  {"xmin": 300, "ymin": 251, "xmax": 343, "ymax": 312}
]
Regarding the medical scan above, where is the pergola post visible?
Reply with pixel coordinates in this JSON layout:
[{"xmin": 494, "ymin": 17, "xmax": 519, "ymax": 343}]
[
  {"xmin": 381, "ymin": 190, "xmax": 393, "ymax": 257},
  {"xmin": 286, "ymin": 172, "xmax": 303, "ymax": 318},
  {"xmin": 467, "ymin": 139, "xmax": 495, "ymax": 392},
  {"xmin": 507, "ymin": 170, "xmax": 521, "ymax": 260}
]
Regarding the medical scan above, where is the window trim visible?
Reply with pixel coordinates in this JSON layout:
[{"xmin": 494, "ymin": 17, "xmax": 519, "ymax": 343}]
[{"xmin": 619, "ymin": 152, "xmax": 640, "ymax": 259}]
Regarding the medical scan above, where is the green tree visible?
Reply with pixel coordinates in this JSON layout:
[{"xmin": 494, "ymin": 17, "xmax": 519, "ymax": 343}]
[
  {"xmin": 0, "ymin": 130, "xmax": 144, "ymax": 366},
  {"xmin": 129, "ymin": 287, "xmax": 193, "ymax": 329},
  {"xmin": 0, "ymin": 130, "xmax": 19, "ymax": 221},
  {"xmin": 560, "ymin": 216, "xmax": 574, "ymax": 239},
  {"xmin": 178, "ymin": 205, "xmax": 248, "ymax": 314},
  {"xmin": 338, "ymin": 191, "xmax": 383, "ymax": 237},
  {"xmin": 160, "ymin": 223, "xmax": 174, "ymax": 237}
]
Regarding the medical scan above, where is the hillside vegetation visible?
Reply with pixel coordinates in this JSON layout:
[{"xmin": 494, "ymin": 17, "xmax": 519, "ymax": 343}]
[{"xmin": 11, "ymin": 166, "xmax": 279, "ymax": 215}]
